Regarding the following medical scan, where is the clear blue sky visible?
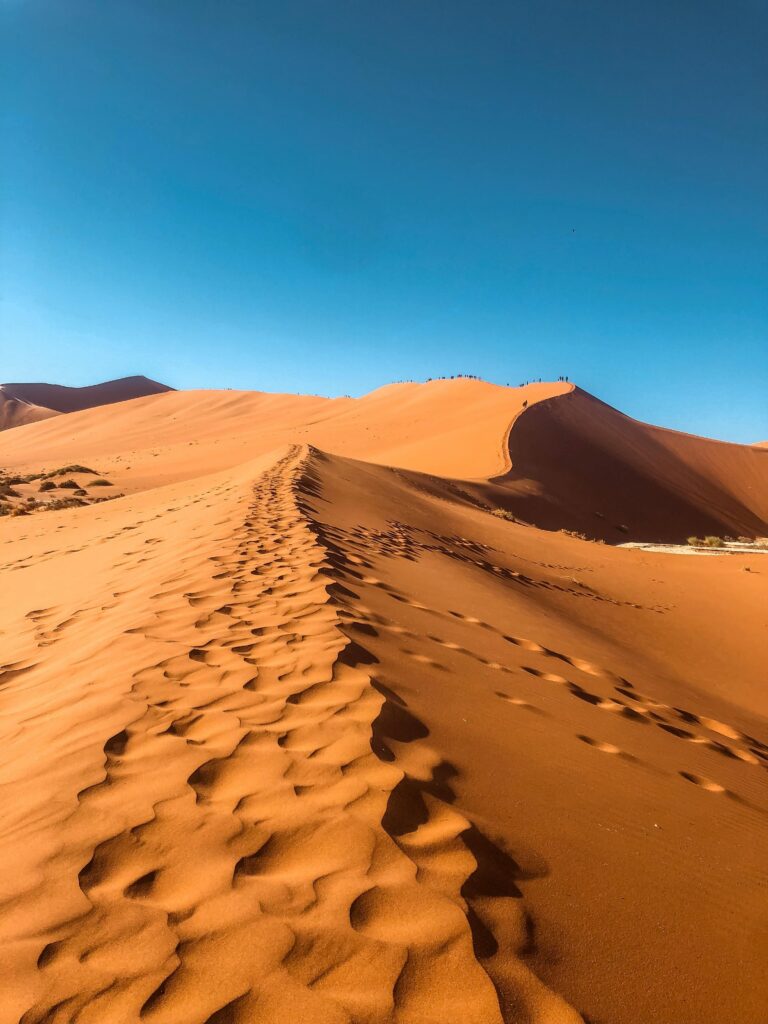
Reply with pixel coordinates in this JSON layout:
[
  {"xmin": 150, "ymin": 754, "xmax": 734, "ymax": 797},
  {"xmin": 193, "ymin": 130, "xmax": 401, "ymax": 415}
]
[{"xmin": 2, "ymin": 1, "xmax": 767, "ymax": 441}]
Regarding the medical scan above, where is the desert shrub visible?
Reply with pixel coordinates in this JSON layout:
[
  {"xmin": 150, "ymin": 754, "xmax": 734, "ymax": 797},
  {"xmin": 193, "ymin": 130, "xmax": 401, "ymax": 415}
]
[
  {"xmin": 615, "ymin": 524, "xmax": 629, "ymax": 534},
  {"xmin": 7, "ymin": 473, "xmax": 42, "ymax": 485},
  {"xmin": 91, "ymin": 478, "xmax": 113, "ymax": 486},
  {"xmin": 45, "ymin": 465, "xmax": 96, "ymax": 477},
  {"xmin": 490, "ymin": 508, "xmax": 518, "ymax": 522},
  {"xmin": 58, "ymin": 479, "xmax": 80, "ymax": 489},
  {"xmin": 0, "ymin": 482, "xmax": 20, "ymax": 498},
  {"xmin": 44, "ymin": 497, "xmax": 87, "ymax": 510},
  {"xmin": 702, "ymin": 536, "xmax": 724, "ymax": 548},
  {"xmin": 687, "ymin": 537, "xmax": 701, "ymax": 546},
  {"xmin": 73, "ymin": 489, "xmax": 87, "ymax": 496},
  {"xmin": 39, "ymin": 480, "xmax": 56, "ymax": 491},
  {"xmin": 560, "ymin": 529, "xmax": 588, "ymax": 540}
]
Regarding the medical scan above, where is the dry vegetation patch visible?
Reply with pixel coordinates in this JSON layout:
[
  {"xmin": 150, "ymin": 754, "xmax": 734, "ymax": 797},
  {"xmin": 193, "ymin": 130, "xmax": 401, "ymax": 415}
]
[{"xmin": 0, "ymin": 465, "xmax": 122, "ymax": 516}]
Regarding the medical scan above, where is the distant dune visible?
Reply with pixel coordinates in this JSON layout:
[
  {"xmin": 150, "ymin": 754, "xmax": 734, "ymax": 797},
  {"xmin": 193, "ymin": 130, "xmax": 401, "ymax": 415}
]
[
  {"xmin": 0, "ymin": 375, "xmax": 174, "ymax": 431},
  {"xmin": 0, "ymin": 390, "xmax": 59, "ymax": 431},
  {"xmin": 1, "ymin": 378, "xmax": 766, "ymax": 1024}
]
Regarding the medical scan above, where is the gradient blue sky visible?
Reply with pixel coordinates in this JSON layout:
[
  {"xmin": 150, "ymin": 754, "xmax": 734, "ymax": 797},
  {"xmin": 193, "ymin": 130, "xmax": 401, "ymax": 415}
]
[{"xmin": 2, "ymin": 1, "xmax": 767, "ymax": 441}]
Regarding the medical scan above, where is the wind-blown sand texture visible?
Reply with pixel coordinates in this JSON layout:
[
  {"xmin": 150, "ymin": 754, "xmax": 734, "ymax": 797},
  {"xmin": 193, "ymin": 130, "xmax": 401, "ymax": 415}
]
[{"xmin": 1, "ymin": 379, "xmax": 766, "ymax": 1024}]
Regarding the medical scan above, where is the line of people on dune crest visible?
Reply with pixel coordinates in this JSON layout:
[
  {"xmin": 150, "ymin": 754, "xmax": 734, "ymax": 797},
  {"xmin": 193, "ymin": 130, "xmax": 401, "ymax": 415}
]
[
  {"xmin": 519, "ymin": 375, "xmax": 570, "ymax": 385},
  {"xmin": 385, "ymin": 373, "xmax": 571, "ymax": 386}
]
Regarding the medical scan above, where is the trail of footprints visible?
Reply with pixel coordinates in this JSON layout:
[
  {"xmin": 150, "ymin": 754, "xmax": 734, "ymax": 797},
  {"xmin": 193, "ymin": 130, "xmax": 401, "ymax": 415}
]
[
  {"xmin": 322, "ymin": 521, "xmax": 665, "ymax": 611},
  {"xmin": 317, "ymin": 516, "xmax": 766, "ymax": 807},
  {"xmin": 18, "ymin": 447, "xmax": 577, "ymax": 1024}
]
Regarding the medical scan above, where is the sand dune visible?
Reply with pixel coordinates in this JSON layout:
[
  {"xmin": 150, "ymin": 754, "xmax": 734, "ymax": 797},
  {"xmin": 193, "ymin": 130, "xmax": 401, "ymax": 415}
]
[
  {"xmin": 1, "ymin": 380, "xmax": 766, "ymax": 1024},
  {"xmin": 0, "ymin": 376, "xmax": 173, "ymax": 432},
  {"xmin": 0, "ymin": 379, "xmax": 567, "ymax": 487},
  {"xmin": 498, "ymin": 386, "xmax": 768, "ymax": 541},
  {"xmin": 0, "ymin": 391, "xmax": 59, "ymax": 432}
]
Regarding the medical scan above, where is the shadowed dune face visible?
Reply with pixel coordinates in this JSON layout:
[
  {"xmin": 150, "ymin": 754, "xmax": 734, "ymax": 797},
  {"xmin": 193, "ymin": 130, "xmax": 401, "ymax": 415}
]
[
  {"xmin": 499, "ymin": 387, "xmax": 768, "ymax": 542},
  {"xmin": 1, "ymin": 381, "xmax": 766, "ymax": 1024}
]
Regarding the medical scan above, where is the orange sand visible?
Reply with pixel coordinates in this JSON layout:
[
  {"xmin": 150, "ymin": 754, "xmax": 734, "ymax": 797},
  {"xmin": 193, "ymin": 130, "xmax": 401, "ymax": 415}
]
[{"xmin": 0, "ymin": 379, "xmax": 766, "ymax": 1024}]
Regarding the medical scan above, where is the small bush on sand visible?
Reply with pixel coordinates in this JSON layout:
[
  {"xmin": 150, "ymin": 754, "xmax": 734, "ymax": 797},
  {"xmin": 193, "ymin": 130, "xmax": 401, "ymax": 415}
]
[
  {"xmin": 44, "ymin": 497, "xmax": 87, "ymax": 510},
  {"xmin": 0, "ymin": 482, "xmax": 20, "ymax": 498},
  {"xmin": 91, "ymin": 478, "xmax": 113, "ymax": 486},
  {"xmin": 560, "ymin": 529, "xmax": 588, "ymax": 540},
  {"xmin": 490, "ymin": 508, "xmax": 518, "ymax": 522},
  {"xmin": 73, "ymin": 489, "xmax": 88, "ymax": 496},
  {"xmin": 687, "ymin": 537, "xmax": 701, "ymax": 546},
  {"xmin": 39, "ymin": 480, "xmax": 56, "ymax": 491},
  {"xmin": 7, "ymin": 473, "xmax": 42, "ymax": 485},
  {"xmin": 58, "ymin": 479, "xmax": 80, "ymax": 489},
  {"xmin": 45, "ymin": 465, "xmax": 96, "ymax": 477},
  {"xmin": 703, "ymin": 536, "xmax": 724, "ymax": 548}
]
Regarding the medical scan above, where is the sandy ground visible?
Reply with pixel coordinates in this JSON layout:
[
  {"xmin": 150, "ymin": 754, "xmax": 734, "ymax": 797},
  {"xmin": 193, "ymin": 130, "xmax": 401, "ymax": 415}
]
[{"xmin": 0, "ymin": 380, "xmax": 766, "ymax": 1024}]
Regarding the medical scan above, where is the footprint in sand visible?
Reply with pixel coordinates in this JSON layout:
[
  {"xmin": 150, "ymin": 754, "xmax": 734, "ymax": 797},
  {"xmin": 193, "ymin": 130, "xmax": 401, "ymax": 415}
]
[
  {"xmin": 577, "ymin": 735, "xmax": 621, "ymax": 754},
  {"xmin": 522, "ymin": 666, "xmax": 568, "ymax": 685},
  {"xmin": 577, "ymin": 735, "xmax": 642, "ymax": 764},
  {"xmin": 679, "ymin": 771, "xmax": 725, "ymax": 793},
  {"xmin": 495, "ymin": 691, "xmax": 546, "ymax": 714}
]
